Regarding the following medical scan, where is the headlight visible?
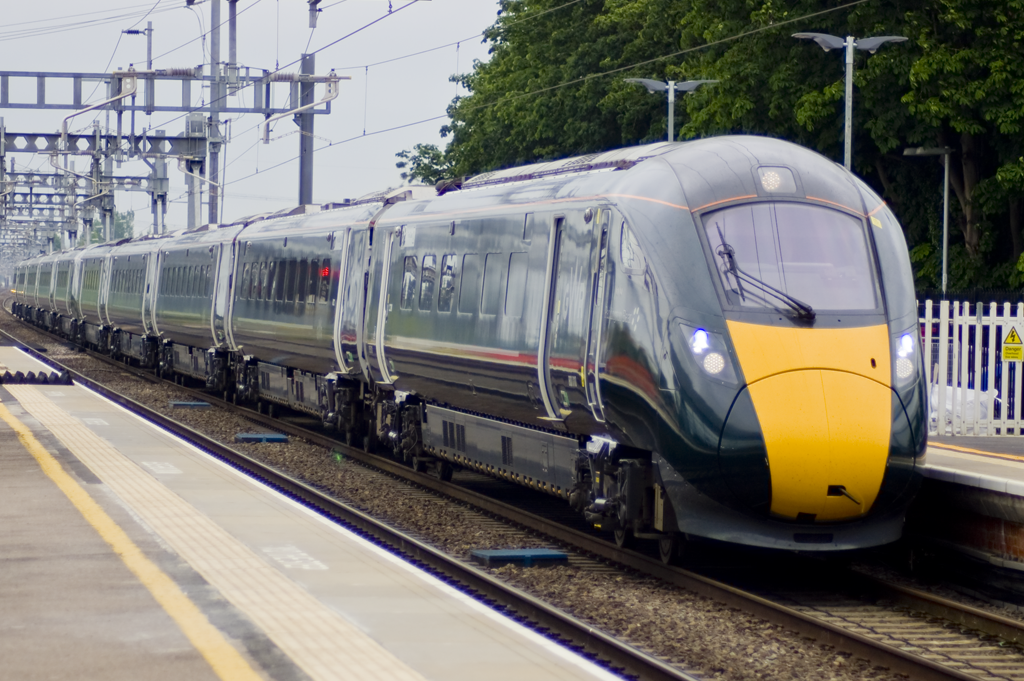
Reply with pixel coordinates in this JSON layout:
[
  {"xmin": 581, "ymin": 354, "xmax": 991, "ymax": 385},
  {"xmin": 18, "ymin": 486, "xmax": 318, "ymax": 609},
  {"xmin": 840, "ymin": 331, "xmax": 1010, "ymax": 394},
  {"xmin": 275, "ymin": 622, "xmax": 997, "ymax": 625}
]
[
  {"xmin": 681, "ymin": 324, "xmax": 738, "ymax": 383},
  {"xmin": 892, "ymin": 328, "xmax": 920, "ymax": 388}
]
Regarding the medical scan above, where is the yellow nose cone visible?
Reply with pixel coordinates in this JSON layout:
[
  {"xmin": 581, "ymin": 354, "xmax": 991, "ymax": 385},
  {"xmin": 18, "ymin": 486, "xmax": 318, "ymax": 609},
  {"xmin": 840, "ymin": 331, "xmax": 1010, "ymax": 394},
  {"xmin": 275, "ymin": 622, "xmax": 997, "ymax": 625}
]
[
  {"xmin": 747, "ymin": 370, "xmax": 891, "ymax": 520},
  {"xmin": 727, "ymin": 322, "xmax": 892, "ymax": 522}
]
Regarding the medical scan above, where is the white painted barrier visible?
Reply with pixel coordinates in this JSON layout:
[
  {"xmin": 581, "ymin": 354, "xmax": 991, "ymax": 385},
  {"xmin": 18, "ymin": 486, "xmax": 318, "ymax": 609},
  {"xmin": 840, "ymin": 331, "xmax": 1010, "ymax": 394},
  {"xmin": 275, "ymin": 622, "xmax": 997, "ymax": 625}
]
[{"xmin": 920, "ymin": 300, "xmax": 1024, "ymax": 436}]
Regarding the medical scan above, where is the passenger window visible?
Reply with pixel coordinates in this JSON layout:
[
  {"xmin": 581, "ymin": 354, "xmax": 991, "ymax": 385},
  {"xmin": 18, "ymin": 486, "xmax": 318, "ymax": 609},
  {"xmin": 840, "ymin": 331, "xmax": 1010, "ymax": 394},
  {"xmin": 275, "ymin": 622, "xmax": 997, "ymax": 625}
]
[
  {"xmin": 308, "ymin": 259, "xmax": 320, "ymax": 304},
  {"xmin": 329, "ymin": 262, "xmax": 340, "ymax": 306},
  {"xmin": 437, "ymin": 255, "xmax": 456, "ymax": 312},
  {"xmin": 275, "ymin": 260, "xmax": 287, "ymax": 302},
  {"xmin": 459, "ymin": 254, "xmax": 481, "ymax": 314},
  {"xmin": 481, "ymin": 253, "xmax": 503, "ymax": 315},
  {"xmin": 241, "ymin": 264, "xmax": 251, "ymax": 299},
  {"xmin": 319, "ymin": 263, "xmax": 331, "ymax": 303},
  {"xmin": 505, "ymin": 252, "xmax": 528, "ymax": 317},
  {"xmin": 267, "ymin": 261, "xmax": 277, "ymax": 300},
  {"xmin": 420, "ymin": 255, "xmax": 436, "ymax": 309},
  {"xmin": 296, "ymin": 260, "xmax": 308, "ymax": 302},
  {"xmin": 259, "ymin": 262, "xmax": 268, "ymax": 300},
  {"xmin": 285, "ymin": 260, "xmax": 297, "ymax": 302},
  {"xmin": 400, "ymin": 256, "xmax": 417, "ymax": 310},
  {"xmin": 204, "ymin": 266, "xmax": 212, "ymax": 297}
]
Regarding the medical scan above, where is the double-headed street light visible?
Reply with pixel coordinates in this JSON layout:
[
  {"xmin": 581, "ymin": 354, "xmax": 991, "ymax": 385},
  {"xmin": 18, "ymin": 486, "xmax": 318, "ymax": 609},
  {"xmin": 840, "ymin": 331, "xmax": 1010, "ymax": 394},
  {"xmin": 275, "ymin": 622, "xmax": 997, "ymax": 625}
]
[
  {"xmin": 624, "ymin": 79, "xmax": 718, "ymax": 142},
  {"xmin": 793, "ymin": 33, "xmax": 907, "ymax": 170},
  {"xmin": 905, "ymin": 146, "xmax": 955, "ymax": 295}
]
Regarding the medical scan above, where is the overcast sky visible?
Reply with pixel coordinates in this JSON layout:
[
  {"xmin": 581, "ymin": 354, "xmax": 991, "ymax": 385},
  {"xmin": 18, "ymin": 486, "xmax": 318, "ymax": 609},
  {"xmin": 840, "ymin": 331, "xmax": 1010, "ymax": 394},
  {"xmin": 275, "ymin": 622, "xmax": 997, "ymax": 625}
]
[{"xmin": 0, "ymin": 0, "xmax": 499, "ymax": 234}]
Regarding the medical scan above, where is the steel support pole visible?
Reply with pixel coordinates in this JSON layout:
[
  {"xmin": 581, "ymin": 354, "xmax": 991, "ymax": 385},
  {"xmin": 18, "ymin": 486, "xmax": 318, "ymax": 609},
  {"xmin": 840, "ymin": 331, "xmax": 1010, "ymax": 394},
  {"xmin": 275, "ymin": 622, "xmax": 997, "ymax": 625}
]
[
  {"xmin": 298, "ymin": 53, "xmax": 315, "ymax": 206},
  {"xmin": 666, "ymin": 81, "xmax": 675, "ymax": 142},
  {"xmin": 942, "ymin": 153, "xmax": 950, "ymax": 295},
  {"xmin": 145, "ymin": 21, "xmax": 154, "ymax": 114},
  {"xmin": 844, "ymin": 36, "xmax": 854, "ymax": 170},
  {"xmin": 208, "ymin": 0, "xmax": 221, "ymax": 224},
  {"xmin": 229, "ymin": 1, "xmax": 237, "ymax": 64}
]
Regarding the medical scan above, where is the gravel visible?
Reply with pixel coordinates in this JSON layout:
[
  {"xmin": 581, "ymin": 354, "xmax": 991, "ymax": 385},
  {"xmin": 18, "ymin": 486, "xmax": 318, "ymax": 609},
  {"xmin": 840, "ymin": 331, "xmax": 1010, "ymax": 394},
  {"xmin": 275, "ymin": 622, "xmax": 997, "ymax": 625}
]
[{"xmin": 1, "ymin": 312, "xmax": 919, "ymax": 681}]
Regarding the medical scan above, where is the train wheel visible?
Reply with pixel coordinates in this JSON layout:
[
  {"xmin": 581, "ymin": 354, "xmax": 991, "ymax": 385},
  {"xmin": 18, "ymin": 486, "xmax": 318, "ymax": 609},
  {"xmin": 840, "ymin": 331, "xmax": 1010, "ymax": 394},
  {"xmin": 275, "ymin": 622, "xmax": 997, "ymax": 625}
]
[
  {"xmin": 613, "ymin": 527, "xmax": 635, "ymax": 550},
  {"xmin": 436, "ymin": 461, "xmax": 453, "ymax": 482},
  {"xmin": 659, "ymin": 533, "xmax": 684, "ymax": 565}
]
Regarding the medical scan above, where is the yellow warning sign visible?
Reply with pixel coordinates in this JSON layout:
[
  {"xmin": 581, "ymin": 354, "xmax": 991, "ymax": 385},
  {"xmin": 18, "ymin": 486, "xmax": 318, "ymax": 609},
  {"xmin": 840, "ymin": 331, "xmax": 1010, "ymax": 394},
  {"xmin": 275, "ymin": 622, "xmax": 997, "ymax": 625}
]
[{"xmin": 1004, "ymin": 327, "xmax": 1023, "ymax": 362}]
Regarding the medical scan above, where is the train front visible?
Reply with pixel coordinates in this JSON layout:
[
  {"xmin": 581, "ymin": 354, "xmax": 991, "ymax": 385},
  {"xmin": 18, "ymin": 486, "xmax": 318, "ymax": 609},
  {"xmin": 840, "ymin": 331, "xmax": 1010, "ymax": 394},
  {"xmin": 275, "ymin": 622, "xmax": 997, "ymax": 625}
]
[{"xmin": 625, "ymin": 137, "xmax": 926, "ymax": 550}]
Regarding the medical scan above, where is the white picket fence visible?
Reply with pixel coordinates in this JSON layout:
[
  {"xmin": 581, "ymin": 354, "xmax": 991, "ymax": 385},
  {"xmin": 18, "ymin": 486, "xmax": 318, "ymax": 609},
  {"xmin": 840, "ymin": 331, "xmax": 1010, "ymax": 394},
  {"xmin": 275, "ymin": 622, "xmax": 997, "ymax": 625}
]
[{"xmin": 921, "ymin": 300, "xmax": 1024, "ymax": 436}]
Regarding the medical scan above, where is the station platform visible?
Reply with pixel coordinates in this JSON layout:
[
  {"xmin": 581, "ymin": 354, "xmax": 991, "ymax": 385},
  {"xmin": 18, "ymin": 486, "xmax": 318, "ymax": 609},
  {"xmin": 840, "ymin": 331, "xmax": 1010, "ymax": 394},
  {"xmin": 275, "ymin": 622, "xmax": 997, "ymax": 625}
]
[
  {"xmin": 0, "ymin": 345, "xmax": 620, "ymax": 681},
  {"xmin": 913, "ymin": 437, "xmax": 1024, "ymax": 570}
]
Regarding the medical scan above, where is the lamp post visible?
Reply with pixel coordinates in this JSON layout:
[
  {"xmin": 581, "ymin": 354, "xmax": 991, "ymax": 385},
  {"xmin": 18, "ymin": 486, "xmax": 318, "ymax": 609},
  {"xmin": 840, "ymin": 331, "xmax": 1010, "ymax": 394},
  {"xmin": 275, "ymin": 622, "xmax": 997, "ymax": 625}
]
[
  {"xmin": 793, "ymin": 33, "xmax": 907, "ymax": 170},
  {"xmin": 905, "ymin": 146, "xmax": 955, "ymax": 295},
  {"xmin": 624, "ymin": 79, "xmax": 718, "ymax": 142}
]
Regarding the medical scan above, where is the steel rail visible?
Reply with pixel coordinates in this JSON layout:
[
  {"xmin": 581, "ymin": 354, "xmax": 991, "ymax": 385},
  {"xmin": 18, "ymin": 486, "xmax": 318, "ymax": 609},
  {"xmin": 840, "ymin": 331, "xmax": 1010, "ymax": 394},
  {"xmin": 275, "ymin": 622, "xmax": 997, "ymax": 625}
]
[
  {"xmin": 5, "ymin": 319, "xmax": 1023, "ymax": 681},
  {"xmin": 0, "ymin": 327, "xmax": 696, "ymax": 681}
]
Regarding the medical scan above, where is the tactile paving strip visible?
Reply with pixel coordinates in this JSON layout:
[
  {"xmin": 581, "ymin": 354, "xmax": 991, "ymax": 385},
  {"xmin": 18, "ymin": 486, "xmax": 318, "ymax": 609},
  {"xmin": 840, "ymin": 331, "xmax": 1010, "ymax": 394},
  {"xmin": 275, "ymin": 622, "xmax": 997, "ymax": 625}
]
[{"xmin": 6, "ymin": 385, "xmax": 426, "ymax": 681}]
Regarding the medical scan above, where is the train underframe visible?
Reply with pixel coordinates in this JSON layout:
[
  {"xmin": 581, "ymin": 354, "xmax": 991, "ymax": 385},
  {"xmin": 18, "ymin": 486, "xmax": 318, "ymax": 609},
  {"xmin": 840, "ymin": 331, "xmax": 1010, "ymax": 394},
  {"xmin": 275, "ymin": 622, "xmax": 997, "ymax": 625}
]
[{"xmin": 13, "ymin": 304, "xmax": 683, "ymax": 561}]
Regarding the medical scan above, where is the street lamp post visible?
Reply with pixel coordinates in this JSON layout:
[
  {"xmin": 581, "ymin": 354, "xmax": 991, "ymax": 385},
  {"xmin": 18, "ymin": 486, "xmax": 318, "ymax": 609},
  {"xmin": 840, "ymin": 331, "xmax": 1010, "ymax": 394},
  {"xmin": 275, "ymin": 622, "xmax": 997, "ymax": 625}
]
[
  {"xmin": 624, "ymin": 79, "xmax": 718, "ymax": 142},
  {"xmin": 793, "ymin": 33, "xmax": 907, "ymax": 170},
  {"xmin": 905, "ymin": 146, "xmax": 955, "ymax": 295}
]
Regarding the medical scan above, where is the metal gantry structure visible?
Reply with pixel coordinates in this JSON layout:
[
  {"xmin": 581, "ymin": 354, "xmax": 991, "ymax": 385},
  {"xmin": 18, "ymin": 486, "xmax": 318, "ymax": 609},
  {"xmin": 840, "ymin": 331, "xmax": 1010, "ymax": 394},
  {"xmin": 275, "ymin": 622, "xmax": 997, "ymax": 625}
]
[{"xmin": 0, "ymin": 0, "xmax": 345, "ymax": 276}]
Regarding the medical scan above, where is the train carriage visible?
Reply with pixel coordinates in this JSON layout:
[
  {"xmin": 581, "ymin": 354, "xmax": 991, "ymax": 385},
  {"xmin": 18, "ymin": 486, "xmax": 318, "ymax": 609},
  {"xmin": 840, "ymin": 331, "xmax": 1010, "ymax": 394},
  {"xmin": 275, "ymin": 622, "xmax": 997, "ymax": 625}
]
[
  {"xmin": 9, "ymin": 136, "xmax": 927, "ymax": 558},
  {"xmin": 152, "ymin": 226, "xmax": 238, "ymax": 385}
]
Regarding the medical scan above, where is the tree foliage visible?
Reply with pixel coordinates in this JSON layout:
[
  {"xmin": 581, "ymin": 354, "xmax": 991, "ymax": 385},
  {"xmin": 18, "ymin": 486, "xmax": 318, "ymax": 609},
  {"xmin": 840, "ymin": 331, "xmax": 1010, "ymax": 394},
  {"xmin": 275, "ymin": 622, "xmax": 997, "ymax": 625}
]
[{"xmin": 398, "ymin": 0, "xmax": 1024, "ymax": 291}]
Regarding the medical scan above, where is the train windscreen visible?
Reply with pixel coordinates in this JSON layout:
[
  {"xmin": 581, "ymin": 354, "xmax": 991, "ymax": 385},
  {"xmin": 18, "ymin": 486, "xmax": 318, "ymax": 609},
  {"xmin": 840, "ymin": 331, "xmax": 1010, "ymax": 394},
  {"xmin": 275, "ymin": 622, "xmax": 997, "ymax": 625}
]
[{"xmin": 702, "ymin": 202, "xmax": 878, "ymax": 313}]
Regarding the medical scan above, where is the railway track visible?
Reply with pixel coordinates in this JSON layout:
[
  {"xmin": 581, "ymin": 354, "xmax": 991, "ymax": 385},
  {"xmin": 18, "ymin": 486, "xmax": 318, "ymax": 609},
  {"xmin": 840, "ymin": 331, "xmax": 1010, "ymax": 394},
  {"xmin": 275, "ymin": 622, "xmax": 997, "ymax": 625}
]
[{"xmin": 6, "ymin": 318, "xmax": 1024, "ymax": 681}]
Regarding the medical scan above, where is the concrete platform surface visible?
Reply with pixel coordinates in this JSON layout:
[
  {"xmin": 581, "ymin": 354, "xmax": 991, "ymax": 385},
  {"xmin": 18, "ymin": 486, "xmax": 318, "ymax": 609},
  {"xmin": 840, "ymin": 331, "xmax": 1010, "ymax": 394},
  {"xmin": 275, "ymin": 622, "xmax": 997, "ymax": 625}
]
[{"xmin": 0, "ymin": 347, "xmax": 621, "ymax": 681}]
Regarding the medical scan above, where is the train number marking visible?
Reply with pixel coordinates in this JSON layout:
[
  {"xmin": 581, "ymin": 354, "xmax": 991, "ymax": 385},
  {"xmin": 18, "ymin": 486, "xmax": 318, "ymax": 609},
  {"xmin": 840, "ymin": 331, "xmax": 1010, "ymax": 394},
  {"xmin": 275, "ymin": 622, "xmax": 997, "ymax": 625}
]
[
  {"xmin": 262, "ymin": 545, "xmax": 328, "ymax": 570},
  {"xmin": 141, "ymin": 462, "xmax": 183, "ymax": 475}
]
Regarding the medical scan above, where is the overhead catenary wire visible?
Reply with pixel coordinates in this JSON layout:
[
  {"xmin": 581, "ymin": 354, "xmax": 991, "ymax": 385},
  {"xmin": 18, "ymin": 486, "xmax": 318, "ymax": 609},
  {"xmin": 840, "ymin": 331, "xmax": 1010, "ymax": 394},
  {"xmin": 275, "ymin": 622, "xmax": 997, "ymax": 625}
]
[
  {"xmin": 223, "ymin": 0, "xmax": 873, "ymax": 194},
  {"xmin": 0, "ymin": 3, "xmax": 183, "ymax": 42}
]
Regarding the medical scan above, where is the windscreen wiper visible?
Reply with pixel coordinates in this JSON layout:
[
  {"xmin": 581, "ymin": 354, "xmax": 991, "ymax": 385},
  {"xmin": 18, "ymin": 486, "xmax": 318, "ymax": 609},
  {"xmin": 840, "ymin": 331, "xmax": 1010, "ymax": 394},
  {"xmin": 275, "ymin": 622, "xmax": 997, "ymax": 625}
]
[{"xmin": 714, "ymin": 225, "xmax": 816, "ymax": 320}]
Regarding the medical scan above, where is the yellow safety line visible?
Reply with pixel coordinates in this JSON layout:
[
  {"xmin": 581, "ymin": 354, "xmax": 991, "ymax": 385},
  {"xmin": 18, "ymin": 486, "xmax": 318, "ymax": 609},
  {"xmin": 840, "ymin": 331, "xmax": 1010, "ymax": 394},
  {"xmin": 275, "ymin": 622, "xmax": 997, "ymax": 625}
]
[
  {"xmin": 930, "ymin": 441, "xmax": 1024, "ymax": 464},
  {"xmin": 0, "ymin": 402, "xmax": 264, "ymax": 681}
]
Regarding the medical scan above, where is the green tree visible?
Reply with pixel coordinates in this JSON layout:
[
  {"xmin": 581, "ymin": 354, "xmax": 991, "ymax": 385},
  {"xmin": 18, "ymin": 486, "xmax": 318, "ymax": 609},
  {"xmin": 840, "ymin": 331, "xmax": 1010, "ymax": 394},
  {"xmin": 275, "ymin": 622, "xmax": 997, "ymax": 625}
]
[
  {"xmin": 395, "ymin": 144, "xmax": 453, "ymax": 184},
  {"xmin": 400, "ymin": 0, "xmax": 1024, "ymax": 291},
  {"xmin": 90, "ymin": 210, "xmax": 135, "ymax": 243}
]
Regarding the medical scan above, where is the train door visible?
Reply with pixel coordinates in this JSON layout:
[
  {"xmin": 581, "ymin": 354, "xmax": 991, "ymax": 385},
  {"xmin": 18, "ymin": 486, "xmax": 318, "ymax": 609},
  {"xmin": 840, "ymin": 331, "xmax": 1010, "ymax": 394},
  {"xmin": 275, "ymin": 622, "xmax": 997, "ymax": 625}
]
[
  {"xmin": 141, "ymin": 254, "xmax": 156, "ymax": 335},
  {"xmin": 584, "ymin": 210, "xmax": 611, "ymax": 423},
  {"xmin": 211, "ymin": 242, "xmax": 235, "ymax": 347},
  {"xmin": 331, "ymin": 229, "xmax": 353, "ymax": 373},
  {"xmin": 539, "ymin": 212, "xmax": 600, "ymax": 424},
  {"xmin": 369, "ymin": 228, "xmax": 398, "ymax": 385},
  {"xmin": 47, "ymin": 262, "xmax": 57, "ymax": 310},
  {"xmin": 70, "ymin": 257, "xmax": 84, "ymax": 319},
  {"xmin": 98, "ymin": 256, "xmax": 112, "ymax": 325}
]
